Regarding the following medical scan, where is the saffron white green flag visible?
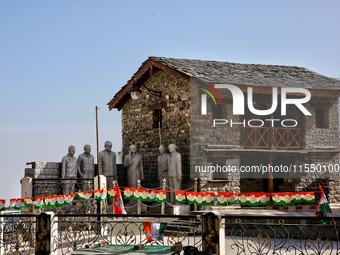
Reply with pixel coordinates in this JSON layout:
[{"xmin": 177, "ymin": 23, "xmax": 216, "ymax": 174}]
[
  {"xmin": 65, "ymin": 194, "xmax": 74, "ymax": 205},
  {"xmin": 148, "ymin": 190, "xmax": 158, "ymax": 202},
  {"xmin": 14, "ymin": 198, "xmax": 25, "ymax": 210},
  {"xmin": 107, "ymin": 188, "xmax": 116, "ymax": 199},
  {"xmin": 175, "ymin": 191, "xmax": 186, "ymax": 204},
  {"xmin": 259, "ymin": 192, "xmax": 270, "ymax": 206},
  {"xmin": 140, "ymin": 189, "xmax": 150, "ymax": 202},
  {"xmin": 185, "ymin": 192, "xmax": 196, "ymax": 204},
  {"xmin": 314, "ymin": 186, "xmax": 332, "ymax": 225},
  {"xmin": 94, "ymin": 189, "xmax": 107, "ymax": 202},
  {"xmin": 217, "ymin": 192, "xmax": 228, "ymax": 206},
  {"xmin": 9, "ymin": 199, "xmax": 16, "ymax": 209},
  {"xmin": 205, "ymin": 192, "xmax": 214, "ymax": 206},
  {"xmin": 157, "ymin": 191, "xmax": 166, "ymax": 203},
  {"xmin": 24, "ymin": 197, "xmax": 33, "ymax": 207},
  {"xmin": 57, "ymin": 195, "xmax": 65, "ymax": 207},
  {"xmin": 0, "ymin": 199, "xmax": 5, "ymax": 211},
  {"xmin": 143, "ymin": 222, "xmax": 168, "ymax": 243},
  {"xmin": 34, "ymin": 196, "xmax": 44, "ymax": 209},
  {"xmin": 124, "ymin": 187, "xmax": 134, "ymax": 200},
  {"xmin": 78, "ymin": 191, "xmax": 92, "ymax": 201}
]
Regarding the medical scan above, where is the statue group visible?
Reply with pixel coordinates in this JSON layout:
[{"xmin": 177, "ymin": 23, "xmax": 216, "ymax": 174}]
[{"xmin": 61, "ymin": 142, "xmax": 182, "ymax": 204}]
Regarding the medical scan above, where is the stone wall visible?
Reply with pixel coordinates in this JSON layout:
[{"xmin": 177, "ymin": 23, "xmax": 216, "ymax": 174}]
[{"xmin": 121, "ymin": 70, "xmax": 192, "ymax": 189}]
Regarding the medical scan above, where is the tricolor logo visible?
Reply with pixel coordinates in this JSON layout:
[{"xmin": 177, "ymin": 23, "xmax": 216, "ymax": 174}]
[{"xmin": 199, "ymin": 84, "xmax": 222, "ymax": 115}]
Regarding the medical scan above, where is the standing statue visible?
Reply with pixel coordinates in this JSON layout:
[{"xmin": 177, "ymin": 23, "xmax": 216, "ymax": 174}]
[
  {"xmin": 99, "ymin": 141, "xmax": 117, "ymax": 204},
  {"xmin": 158, "ymin": 145, "xmax": 170, "ymax": 188},
  {"xmin": 124, "ymin": 144, "xmax": 144, "ymax": 189},
  {"xmin": 77, "ymin": 144, "xmax": 94, "ymax": 191},
  {"xmin": 168, "ymin": 143, "xmax": 182, "ymax": 204},
  {"xmin": 61, "ymin": 145, "xmax": 77, "ymax": 195}
]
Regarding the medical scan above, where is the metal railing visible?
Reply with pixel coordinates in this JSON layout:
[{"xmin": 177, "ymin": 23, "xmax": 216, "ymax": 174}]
[{"xmin": 1, "ymin": 213, "xmax": 339, "ymax": 255}]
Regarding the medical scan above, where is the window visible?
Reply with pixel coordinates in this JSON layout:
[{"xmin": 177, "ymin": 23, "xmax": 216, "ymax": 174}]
[
  {"xmin": 153, "ymin": 109, "xmax": 162, "ymax": 128},
  {"xmin": 315, "ymin": 108, "xmax": 329, "ymax": 128}
]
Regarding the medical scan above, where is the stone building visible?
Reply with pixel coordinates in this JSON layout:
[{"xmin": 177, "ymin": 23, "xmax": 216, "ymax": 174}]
[{"xmin": 108, "ymin": 57, "xmax": 340, "ymax": 203}]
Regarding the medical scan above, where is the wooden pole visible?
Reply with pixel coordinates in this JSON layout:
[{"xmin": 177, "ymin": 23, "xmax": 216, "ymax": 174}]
[{"xmin": 96, "ymin": 106, "xmax": 102, "ymax": 215}]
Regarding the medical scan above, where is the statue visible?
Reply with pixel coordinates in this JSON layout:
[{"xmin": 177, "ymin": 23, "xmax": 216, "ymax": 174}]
[
  {"xmin": 158, "ymin": 145, "xmax": 170, "ymax": 188},
  {"xmin": 77, "ymin": 144, "xmax": 94, "ymax": 191},
  {"xmin": 61, "ymin": 145, "xmax": 77, "ymax": 195},
  {"xmin": 168, "ymin": 143, "xmax": 182, "ymax": 204},
  {"xmin": 99, "ymin": 141, "xmax": 117, "ymax": 204},
  {"xmin": 124, "ymin": 144, "xmax": 143, "ymax": 190}
]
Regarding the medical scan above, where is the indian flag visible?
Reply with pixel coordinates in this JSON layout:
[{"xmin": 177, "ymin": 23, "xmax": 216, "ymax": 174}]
[
  {"xmin": 304, "ymin": 192, "xmax": 315, "ymax": 203},
  {"xmin": 65, "ymin": 194, "xmax": 74, "ymax": 205},
  {"xmin": 0, "ymin": 199, "xmax": 5, "ymax": 211},
  {"xmin": 107, "ymin": 188, "xmax": 116, "ymax": 199},
  {"xmin": 148, "ymin": 190, "xmax": 158, "ymax": 202},
  {"xmin": 217, "ymin": 192, "xmax": 228, "ymax": 206},
  {"xmin": 248, "ymin": 192, "xmax": 259, "ymax": 206},
  {"xmin": 227, "ymin": 192, "xmax": 238, "ymax": 205},
  {"xmin": 113, "ymin": 185, "xmax": 126, "ymax": 214},
  {"xmin": 238, "ymin": 193, "xmax": 248, "ymax": 206},
  {"xmin": 314, "ymin": 186, "xmax": 332, "ymax": 225},
  {"xmin": 94, "ymin": 189, "xmax": 107, "ymax": 202},
  {"xmin": 24, "ymin": 197, "xmax": 33, "ymax": 207},
  {"xmin": 9, "ymin": 199, "xmax": 16, "ymax": 209},
  {"xmin": 124, "ymin": 187, "xmax": 134, "ymax": 200},
  {"xmin": 34, "ymin": 196, "xmax": 44, "ymax": 209},
  {"xmin": 143, "ymin": 222, "xmax": 168, "ymax": 243},
  {"xmin": 185, "ymin": 192, "xmax": 196, "ymax": 204},
  {"xmin": 140, "ymin": 189, "xmax": 150, "ymax": 202},
  {"xmin": 14, "ymin": 198, "xmax": 25, "ymax": 210},
  {"xmin": 175, "ymin": 191, "xmax": 186, "ymax": 204},
  {"xmin": 78, "ymin": 191, "xmax": 92, "ymax": 201},
  {"xmin": 56, "ymin": 195, "xmax": 66, "ymax": 207},
  {"xmin": 196, "ymin": 192, "xmax": 205, "ymax": 206},
  {"xmin": 157, "ymin": 190, "xmax": 166, "ymax": 203},
  {"xmin": 259, "ymin": 192, "xmax": 270, "ymax": 206},
  {"xmin": 205, "ymin": 192, "xmax": 215, "ymax": 206}
]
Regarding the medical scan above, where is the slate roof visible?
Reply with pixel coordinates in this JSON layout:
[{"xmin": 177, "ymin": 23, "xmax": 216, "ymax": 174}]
[
  {"xmin": 108, "ymin": 57, "xmax": 340, "ymax": 109},
  {"xmin": 150, "ymin": 57, "xmax": 340, "ymax": 90}
]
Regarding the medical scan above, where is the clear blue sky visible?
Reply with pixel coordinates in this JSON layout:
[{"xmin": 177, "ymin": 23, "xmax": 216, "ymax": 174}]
[{"xmin": 1, "ymin": 1, "xmax": 339, "ymax": 201}]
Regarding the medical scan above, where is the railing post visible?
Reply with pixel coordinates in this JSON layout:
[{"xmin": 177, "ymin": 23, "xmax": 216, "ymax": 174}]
[
  {"xmin": 202, "ymin": 211, "xmax": 225, "ymax": 255},
  {"xmin": 161, "ymin": 179, "xmax": 166, "ymax": 215},
  {"xmin": 137, "ymin": 180, "xmax": 141, "ymax": 214},
  {"xmin": 194, "ymin": 178, "xmax": 198, "ymax": 211}
]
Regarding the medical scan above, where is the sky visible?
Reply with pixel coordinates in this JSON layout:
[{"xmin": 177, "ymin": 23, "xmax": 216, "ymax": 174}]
[{"xmin": 1, "ymin": 1, "xmax": 340, "ymax": 201}]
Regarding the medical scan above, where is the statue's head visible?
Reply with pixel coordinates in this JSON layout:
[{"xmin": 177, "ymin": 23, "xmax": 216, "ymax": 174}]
[
  {"xmin": 84, "ymin": 144, "xmax": 91, "ymax": 154},
  {"xmin": 169, "ymin": 143, "xmax": 176, "ymax": 153},
  {"xmin": 130, "ymin": 144, "xmax": 137, "ymax": 153},
  {"xmin": 68, "ymin": 145, "xmax": 75, "ymax": 156},
  {"xmin": 104, "ymin": 141, "xmax": 112, "ymax": 152},
  {"xmin": 159, "ymin": 145, "xmax": 165, "ymax": 154}
]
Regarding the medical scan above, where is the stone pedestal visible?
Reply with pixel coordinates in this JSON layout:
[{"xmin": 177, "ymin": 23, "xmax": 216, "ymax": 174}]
[{"xmin": 21, "ymin": 177, "xmax": 33, "ymax": 198}]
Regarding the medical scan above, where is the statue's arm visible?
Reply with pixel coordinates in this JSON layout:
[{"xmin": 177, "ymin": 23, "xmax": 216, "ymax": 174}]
[
  {"xmin": 140, "ymin": 157, "xmax": 144, "ymax": 180},
  {"xmin": 77, "ymin": 156, "xmax": 84, "ymax": 178},
  {"xmin": 61, "ymin": 157, "xmax": 66, "ymax": 178},
  {"xmin": 177, "ymin": 154, "xmax": 182, "ymax": 178},
  {"xmin": 113, "ymin": 153, "xmax": 117, "ymax": 180}
]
